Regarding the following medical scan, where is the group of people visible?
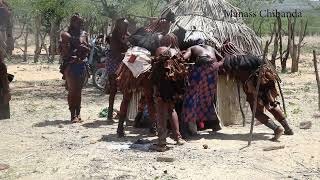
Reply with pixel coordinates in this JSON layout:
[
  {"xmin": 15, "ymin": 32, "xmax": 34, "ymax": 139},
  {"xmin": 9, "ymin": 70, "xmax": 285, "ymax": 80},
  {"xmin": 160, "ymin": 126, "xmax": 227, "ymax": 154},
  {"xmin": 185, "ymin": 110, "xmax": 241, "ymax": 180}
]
[{"xmin": 59, "ymin": 13, "xmax": 294, "ymax": 151}]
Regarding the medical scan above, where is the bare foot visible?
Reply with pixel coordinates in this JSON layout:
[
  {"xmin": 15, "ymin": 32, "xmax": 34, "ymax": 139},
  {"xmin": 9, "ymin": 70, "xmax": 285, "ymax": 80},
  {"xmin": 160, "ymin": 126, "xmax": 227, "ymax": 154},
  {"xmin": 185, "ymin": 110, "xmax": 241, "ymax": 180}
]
[
  {"xmin": 117, "ymin": 129, "xmax": 125, "ymax": 138},
  {"xmin": 71, "ymin": 117, "xmax": 80, "ymax": 123},
  {"xmin": 176, "ymin": 138, "xmax": 186, "ymax": 146},
  {"xmin": 77, "ymin": 117, "xmax": 84, "ymax": 123},
  {"xmin": 271, "ymin": 127, "xmax": 284, "ymax": 141},
  {"xmin": 284, "ymin": 129, "xmax": 294, "ymax": 135},
  {"xmin": 106, "ymin": 118, "xmax": 115, "ymax": 124},
  {"xmin": 188, "ymin": 122, "xmax": 198, "ymax": 135}
]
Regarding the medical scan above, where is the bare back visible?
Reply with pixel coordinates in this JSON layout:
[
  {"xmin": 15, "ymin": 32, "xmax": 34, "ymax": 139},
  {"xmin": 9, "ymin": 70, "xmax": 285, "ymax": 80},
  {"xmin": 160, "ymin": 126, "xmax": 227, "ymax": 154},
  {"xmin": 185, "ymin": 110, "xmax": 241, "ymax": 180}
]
[
  {"xmin": 191, "ymin": 45, "xmax": 216, "ymax": 59},
  {"xmin": 183, "ymin": 45, "xmax": 218, "ymax": 63}
]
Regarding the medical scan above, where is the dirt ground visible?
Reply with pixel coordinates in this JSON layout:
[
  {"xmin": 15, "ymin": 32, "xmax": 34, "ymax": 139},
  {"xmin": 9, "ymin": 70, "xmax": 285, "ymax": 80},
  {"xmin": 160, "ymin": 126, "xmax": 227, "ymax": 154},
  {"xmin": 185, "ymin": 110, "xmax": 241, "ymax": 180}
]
[{"xmin": 0, "ymin": 53, "xmax": 320, "ymax": 180}]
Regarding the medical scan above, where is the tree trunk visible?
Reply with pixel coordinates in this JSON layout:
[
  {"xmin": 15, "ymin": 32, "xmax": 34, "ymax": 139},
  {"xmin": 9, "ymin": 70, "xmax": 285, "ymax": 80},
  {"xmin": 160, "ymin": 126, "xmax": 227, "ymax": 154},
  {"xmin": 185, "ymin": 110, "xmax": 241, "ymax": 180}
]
[
  {"xmin": 282, "ymin": 31, "xmax": 290, "ymax": 73},
  {"xmin": 282, "ymin": 18, "xmax": 291, "ymax": 72},
  {"xmin": 5, "ymin": 15, "xmax": 14, "ymax": 56},
  {"xmin": 23, "ymin": 28, "xmax": 29, "ymax": 62},
  {"xmin": 288, "ymin": 17, "xmax": 293, "ymax": 59},
  {"xmin": 49, "ymin": 21, "xmax": 55, "ymax": 55},
  {"xmin": 271, "ymin": 20, "xmax": 279, "ymax": 67},
  {"xmin": 290, "ymin": 18, "xmax": 307, "ymax": 73},
  {"xmin": 34, "ymin": 15, "xmax": 41, "ymax": 63},
  {"xmin": 313, "ymin": 50, "xmax": 320, "ymax": 111},
  {"xmin": 281, "ymin": 59, "xmax": 287, "ymax": 72},
  {"xmin": 287, "ymin": 17, "xmax": 298, "ymax": 73},
  {"xmin": 49, "ymin": 19, "xmax": 60, "ymax": 63},
  {"xmin": 291, "ymin": 44, "xmax": 299, "ymax": 73},
  {"xmin": 40, "ymin": 33, "xmax": 50, "ymax": 62},
  {"xmin": 294, "ymin": 19, "xmax": 308, "ymax": 73},
  {"xmin": 277, "ymin": 17, "xmax": 286, "ymax": 73}
]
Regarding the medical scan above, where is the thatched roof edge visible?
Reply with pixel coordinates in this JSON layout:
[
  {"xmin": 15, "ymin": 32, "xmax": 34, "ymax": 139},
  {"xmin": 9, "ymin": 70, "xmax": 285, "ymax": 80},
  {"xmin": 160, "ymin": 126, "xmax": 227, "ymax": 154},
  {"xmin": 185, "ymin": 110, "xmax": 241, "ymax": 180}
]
[{"xmin": 161, "ymin": 0, "xmax": 262, "ymax": 55}]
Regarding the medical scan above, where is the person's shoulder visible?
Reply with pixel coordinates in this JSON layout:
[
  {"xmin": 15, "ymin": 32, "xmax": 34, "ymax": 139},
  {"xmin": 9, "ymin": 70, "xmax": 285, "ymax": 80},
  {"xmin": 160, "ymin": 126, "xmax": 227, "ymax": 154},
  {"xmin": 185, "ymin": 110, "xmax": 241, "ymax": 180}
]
[{"xmin": 60, "ymin": 31, "xmax": 71, "ymax": 40}]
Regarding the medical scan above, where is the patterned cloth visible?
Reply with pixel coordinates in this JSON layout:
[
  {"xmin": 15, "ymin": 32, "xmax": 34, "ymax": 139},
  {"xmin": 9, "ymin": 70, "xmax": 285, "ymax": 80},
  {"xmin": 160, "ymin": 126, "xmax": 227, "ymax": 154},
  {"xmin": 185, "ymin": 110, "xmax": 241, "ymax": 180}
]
[
  {"xmin": 105, "ymin": 49, "xmax": 122, "ymax": 75},
  {"xmin": 182, "ymin": 63, "xmax": 219, "ymax": 124},
  {"xmin": 68, "ymin": 62, "xmax": 86, "ymax": 78}
]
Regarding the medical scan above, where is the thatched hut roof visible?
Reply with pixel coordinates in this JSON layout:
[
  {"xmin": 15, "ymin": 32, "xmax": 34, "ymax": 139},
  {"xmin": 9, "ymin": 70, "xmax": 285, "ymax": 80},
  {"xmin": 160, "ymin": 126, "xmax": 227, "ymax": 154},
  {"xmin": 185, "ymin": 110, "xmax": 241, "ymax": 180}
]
[{"xmin": 161, "ymin": 0, "xmax": 262, "ymax": 55}]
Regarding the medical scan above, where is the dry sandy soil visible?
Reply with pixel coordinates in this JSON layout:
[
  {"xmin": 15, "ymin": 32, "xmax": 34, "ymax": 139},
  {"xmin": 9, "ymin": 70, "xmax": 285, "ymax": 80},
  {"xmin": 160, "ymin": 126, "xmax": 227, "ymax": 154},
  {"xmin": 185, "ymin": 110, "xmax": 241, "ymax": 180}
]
[{"xmin": 0, "ymin": 53, "xmax": 320, "ymax": 180}]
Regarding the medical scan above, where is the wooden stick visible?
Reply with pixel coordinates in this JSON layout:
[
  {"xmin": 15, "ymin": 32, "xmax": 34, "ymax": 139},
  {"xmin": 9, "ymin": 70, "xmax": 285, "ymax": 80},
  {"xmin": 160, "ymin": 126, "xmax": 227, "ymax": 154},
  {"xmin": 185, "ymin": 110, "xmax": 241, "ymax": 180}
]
[
  {"xmin": 277, "ymin": 80, "xmax": 287, "ymax": 116},
  {"xmin": 248, "ymin": 66, "xmax": 263, "ymax": 146},
  {"xmin": 248, "ymin": 41, "xmax": 269, "ymax": 146},
  {"xmin": 313, "ymin": 50, "xmax": 320, "ymax": 111}
]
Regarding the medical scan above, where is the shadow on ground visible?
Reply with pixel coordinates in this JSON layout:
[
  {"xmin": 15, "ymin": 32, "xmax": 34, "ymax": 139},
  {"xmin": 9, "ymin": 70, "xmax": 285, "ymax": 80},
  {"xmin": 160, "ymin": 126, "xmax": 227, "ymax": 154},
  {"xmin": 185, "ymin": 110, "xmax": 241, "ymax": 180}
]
[
  {"xmin": 33, "ymin": 119, "xmax": 71, "ymax": 127},
  {"xmin": 98, "ymin": 126, "xmax": 153, "ymax": 143},
  {"xmin": 187, "ymin": 132, "xmax": 272, "ymax": 142},
  {"xmin": 82, "ymin": 120, "xmax": 115, "ymax": 128},
  {"xmin": 12, "ymin": 79, "xmax": 106, "ymax": 101}
]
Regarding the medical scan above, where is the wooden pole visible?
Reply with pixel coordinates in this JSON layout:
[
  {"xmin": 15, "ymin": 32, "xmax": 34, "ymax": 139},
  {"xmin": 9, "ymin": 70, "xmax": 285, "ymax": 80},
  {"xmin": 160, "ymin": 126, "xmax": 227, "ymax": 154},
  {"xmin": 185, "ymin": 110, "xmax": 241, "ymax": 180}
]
[
  {"xmin": 313, "ymin": 50, "xmax": 320, "ymax": 111},
  {"xmin": 248, "ymin": 41, "xmax": 269, "ymax": 146},
  {"xmin": 277, "ymin": 80, "xmax": 287, "ymax": 116},
  {"xmin": 248, "ymin": 67, "xmax": 263, "ymax": 146}
]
